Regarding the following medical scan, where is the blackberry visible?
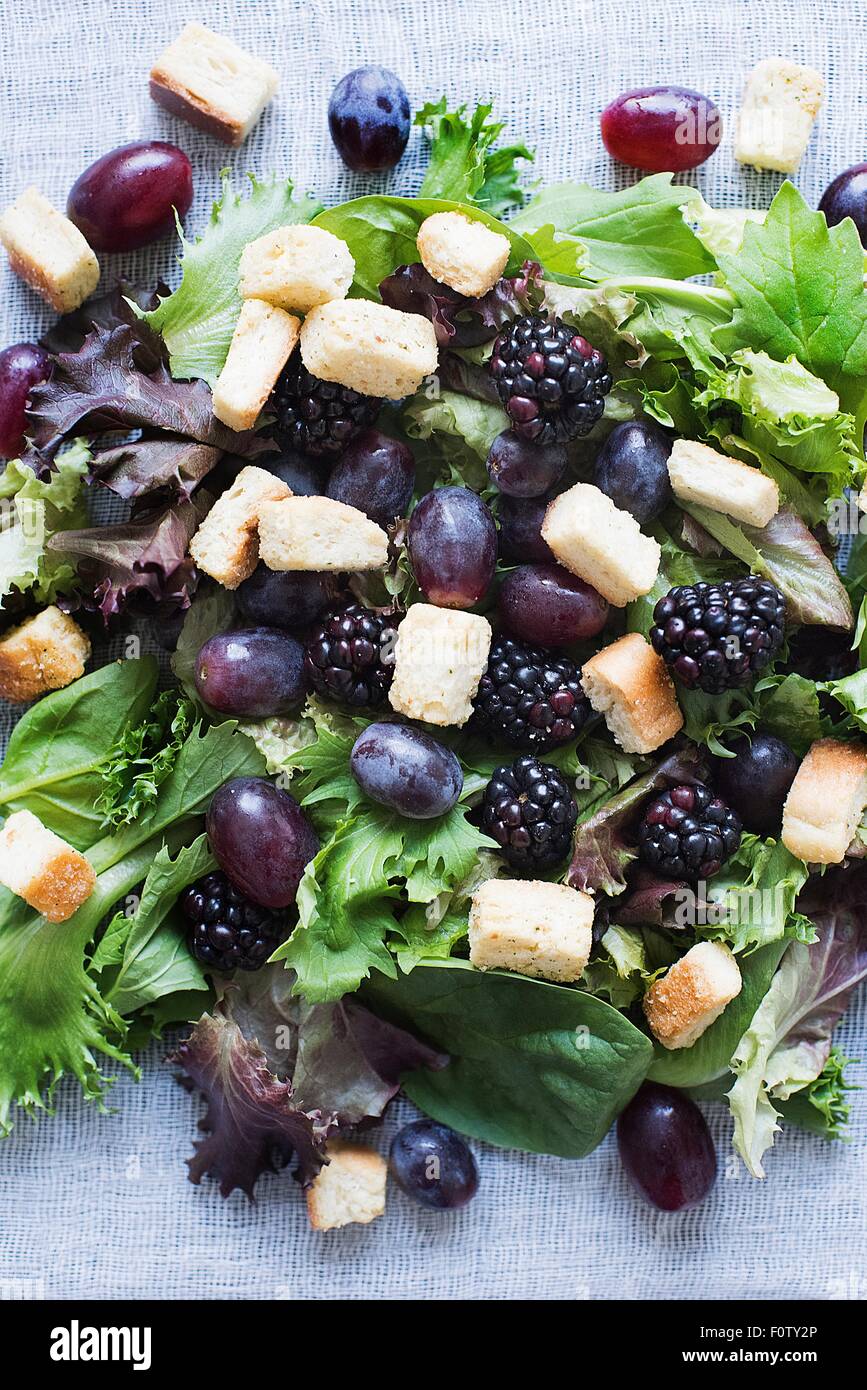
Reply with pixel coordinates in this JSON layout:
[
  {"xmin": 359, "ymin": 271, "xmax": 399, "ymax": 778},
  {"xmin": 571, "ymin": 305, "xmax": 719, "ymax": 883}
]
[
  {"xmin": 272, "ymin": 352, "xmax": 382, "ymax": 458},
  {"xmin": 482, "ymin": 756, "xmax": 578, "ymax": 871},
  {"xmin": 305, "ymin": 602, "xmax": 398, "ymax": 707},
  {"xmin": 650, "ymin": 577, "xmax": 785, "ymax": 694},
  {"xmin": 181, "ymin": 872, "xmax": 285, "ymax": 972},
  {"xmin": 471, "ymin": 635, "xmax": 591, "ymax": 753},
  {"xmin": 490, "ymin": 313, "xmax": 613, "ymax": 445},
  {"xmin": 637, "ymin": 783, "xmax": 742, "ymax": 880}
]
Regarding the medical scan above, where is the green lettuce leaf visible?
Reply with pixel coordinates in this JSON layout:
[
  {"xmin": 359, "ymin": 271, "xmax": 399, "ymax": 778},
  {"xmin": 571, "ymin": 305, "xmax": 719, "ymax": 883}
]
[
  {"xmin": 775, "ymin": 1046, "xmax": 855, "ymax": 1138},
  {"xmin": 143, "ymin": 175, "xmax": 323, "ymax": 384},
  {"xmin": 361, "ymin": 958, "xmax": 653, "ymax": 1157},
  {"xmin": 416, "ymin": 99, "xmax": 533, "ymax": 216},
  {"xmin": 95, "ymin": 687, "xmax": 196, "ymax": 829},
  {"xmin": 701, "ymin": 836, "xmax": 813, "ymax": 953},
  {"xmin": 0, "ymin": 442, "xmax": 89, "ymax": 602},
  {"xmin": 402, "ymin": 387, "xmax": 506, "ymax": 464}
]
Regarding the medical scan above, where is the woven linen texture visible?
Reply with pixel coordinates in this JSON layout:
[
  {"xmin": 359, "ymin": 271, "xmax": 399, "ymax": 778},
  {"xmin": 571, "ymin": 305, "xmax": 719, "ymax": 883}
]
[{"xmin": 0, "ymin": 0, "xmax": 865, "ymax": 1301}]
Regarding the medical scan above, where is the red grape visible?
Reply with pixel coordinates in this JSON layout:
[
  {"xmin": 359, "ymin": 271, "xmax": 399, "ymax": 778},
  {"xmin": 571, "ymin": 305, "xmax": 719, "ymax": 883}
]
[
  {"xmin": 0, "ymin": 343, "xmax": 51, "ymax": 459},
  {"xmin": 390, "ymin": 1120, "xmax": 479, "ymax": 1210},
  {"xmin": 408, "ymin": 486, "xmax": 497, "ymax": 609},
  {"xmin": 350, "ymin": 722, "xmax": 463, "ymax": 819},
  {"xmin": 328, "ymin": 67, "xmax": 411, "ymax": 172},
  {"xmin": 593, "ymin": 419, "xmax": 672, "ymax": 523},
  {"xmin": 601, "ymin": 86, "xmax": 722, "ymax": 172},
  {"xmin": 617, "ymin": 1082, "xmax": 717, "ymax": 1211},
  {"xmin": 499, "ymin": 564, "xmax": 609, "ymax": 647},
  {"xmin": 487, "ymin": 429, "xmax": 567, "ymax": 499},
  {"xmin": 207, "ymin": 777, "xmax": 318, "ymax": 909},
  {"xmin": 236, "ymin": 566, "xmax": 333, "ymax": 630},
  {"xmin": 819, "ymin": 163, "xmax": 867, "ymax": 245},
  {"xmin": 67, "ymin": 141, "xmax": 193, "ymax": 252},
  {"xmin": 713, "ymin": 732, "xmax": 798, "ymax": 837},
  {"xmin": 195, "ymin": 628, "xmax": 307, "ymax": 717},
  {"xmin": 497, "ymin": 493, "xmax": 556, "ymax": 564},
  {"xmin": 326, "ymin": 428, "xmax": 415, "ymax": 525}
]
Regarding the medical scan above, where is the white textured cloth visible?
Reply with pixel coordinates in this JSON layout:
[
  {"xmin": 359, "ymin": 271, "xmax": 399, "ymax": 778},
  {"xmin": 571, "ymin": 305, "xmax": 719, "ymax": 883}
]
[{"xmin": 1, "ymin": 0, "xmax": 866, "ymax": 1302}]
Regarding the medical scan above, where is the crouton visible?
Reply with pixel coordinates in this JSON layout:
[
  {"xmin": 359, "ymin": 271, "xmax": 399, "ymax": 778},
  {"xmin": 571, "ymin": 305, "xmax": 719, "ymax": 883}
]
[
  {"xmin": 541, "ymin": 482, "xmax": 660, "ymax": 607},
  {"xmin": 300, "ymin": 299, "xmax": 439, "ymax": 400},
  {"xmin": 417, "ymin": 211, "xmax": 510, "ymax": 298},
  {"xmin": 581, "ymin": 633, "xmax": 683, "ymax": 754},
  {"xmin": 735, "ymin": 58, "xmax": 825, "ymax": 173},
  {"xmin": 644, "ymin": 941, "xmax": 742, "ymax": 1050},
  {"xmin": 0, "ymin": 809, "xmax": 96, "ymax": 922},
  {"xmin": 389, "ymin": 603, "xmax": 492, "ymax": 728},
  {"xmin": 667, "ymin": 439, "xmax": 779, "ymax": 529},
  {"xmin": 0, "ymin": 607, "xmax": 90, "ymax": 704},
  {"xmin": 468, "ymin": 878, "xmax": 594, "ymax": 983},
  {"xmin": 189, "ymin": 465, "xmax": 291, "ymax": 589},
  {"xmin": 239, "ymin": 225, "xmax": 355, "ymax": 313},
  {"xmin": 781, "ymin": 738, "xmax": 867, "ymax": 865},
  {"xmin": 149, "ymin": 22, "xmax": 279, "ymax": 147},
  {"xmin": 306, "ymin": 1142, "xmax": 387, "ymax": 1231},
  {"xmin": 0, "ymin": 188, "xmax": 100, "ymax": 313},
  {"xmin": 258, "ymin": 496, "xmax": 388, "ymax": 572},
  {"xmin": 211, "ymin": 299, "xmax": 300, "ymax": 432}
]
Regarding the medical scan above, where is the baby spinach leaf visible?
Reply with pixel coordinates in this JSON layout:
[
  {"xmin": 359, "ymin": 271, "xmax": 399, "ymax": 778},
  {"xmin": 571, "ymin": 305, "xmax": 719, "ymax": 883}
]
[{"xmin": 361, "ymin": 959, "xmax": 653, "ymax": 1156}]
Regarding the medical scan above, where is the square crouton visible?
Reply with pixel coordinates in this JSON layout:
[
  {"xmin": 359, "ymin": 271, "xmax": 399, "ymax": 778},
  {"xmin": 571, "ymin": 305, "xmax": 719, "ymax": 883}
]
[
  {"xmin": 306, "ymin": 1142, "xmax": 387, "ymax": 1231},
  {"xmin": 417, "ymin": 211, "xmax": 510, "ymax": 298},
  {"xmin": 211, "ymin": 299, "xmax": 300, "ymax": 432},
  {"xmin": 643, "ymin": 941, "xmax": 742, "ymax": 1050},
  {"xmin": 781, "ymin": 738, "xmax": 867, "ymax": 865},
  {"xmin": 189, "ymin": 465, "xmax": 291, "ymax": 589},
  {"xmin": 735, "ymin": 58, "xmax": 825, "ymax": 173},
  {"xmin": 258, "ymin": 496, "xmax": 388, "ymax": 572},
  {"xmin": 541, "ymin": 483, "xmax": 660, "ymax": 607},
  {"xmin": 149, "ymin": 22, "xmax": 279, "ymax": 147},
  {"xmin": 300, "ymin": 299, "xmax": 439, "ymax": 400},
  {"xmin": 0, "ymin": 607, "xmax": 91, "ymax": 704},
  {"xmin": 469, "ymin": 879, "xmax": 594, "ymax": 983},
  {"xmin": 581, "ymin": 633, "xmax": 683, "ymax": 754},
  {"xmin": 388, "ymin": 603, "xmax": 492, "ymax": 728},
  {"xmin": 0, "ymin": 809, "xmax": 96, "ymax": 922},
  {"xmin": 0, "ymin": 188, "xmax": 100, "ymax": 313},
  {"xmin": 240, "ymin": 225, "xmax": 355, "ymax": 313},
  {"xmin": 667, "ymin": 439, "xmax": 779, "ymax": 529}
]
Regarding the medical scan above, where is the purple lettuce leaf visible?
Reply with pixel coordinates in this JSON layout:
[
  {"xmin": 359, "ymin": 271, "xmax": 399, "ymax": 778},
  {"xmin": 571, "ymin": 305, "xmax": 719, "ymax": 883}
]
[
  {"xmin": 39, "ymin": 281, "xmax": 167, "ymax": 360},
  {"xmin": 89, "ymin": 438, "xmax": 221, "ymax": 501},
  {"xmin": 173, "ymin": 966, "xmax": 447, "ymax": 1198},
  {"xmin": 567, "ymin": 742, "xmax": 709, "ymax": 897},
  {"xmin": 49, "ymin": 496, "xmax": 204, "ymax": 622},
  {"xmin": 379, "ymin": 259, "xmax": 545, "ymax": 348},
  {"xmin": 173, "ymin": 1010, "xmax": 335, "ymax": 1197},
  {"xmin": 26, "ymin": 322, "xmax": 270, "ymax": 459},
  {"xmin": 612, "ymin": 867, "xmax": 693, "ymax": 926}
]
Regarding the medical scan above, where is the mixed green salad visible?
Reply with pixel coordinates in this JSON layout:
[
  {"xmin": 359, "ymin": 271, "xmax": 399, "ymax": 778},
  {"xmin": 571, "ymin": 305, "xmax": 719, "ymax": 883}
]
[{"xmin": 1, "ymin": 90, "xmax": 867, "ymax": 1214}]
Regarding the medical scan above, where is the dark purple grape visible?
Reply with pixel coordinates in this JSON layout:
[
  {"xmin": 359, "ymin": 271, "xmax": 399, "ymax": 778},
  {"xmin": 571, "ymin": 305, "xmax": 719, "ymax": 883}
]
[
  {"xmin": 258, "ymin": 449, "xmax": 322, "ymax": 496},
  {"xmin": 408, "ymin": 486, "xmax": 497, "ymax": 609},
  {"xmin": 593, "ymin": 419, "xmax": 673, "ymax": 523},
  {"xmin": 819, "ymin": 163, "xmax": 867, "ymax": 245},
  {"xmin": 148, "ymin": 609, "xmax": 186, "ymax": 653},
  {"xmin": 714, "ymin": 732, "xmax": 799, "ymax": 837},
  {"xmin": 0, "ymin": 342, "xmax": 52, "ymax": 459},
  {"xmin": 328, "ymin": 66, "xmax": 411, "ymax": 172},
  {"xmin": 389, "ymin": 1120, "xmax": 479, "ymax": 1210},
  {"xmin": 207, "ymin": 777, "xmax": 318, "ymax": 909},
  {"xmin": 326, "ymin": 428, "xmax": 415, "ymax": 525},
  {"xmin": 350, "ymin": 722, "xmax": 463, "ymax": 819},
  {"xmin": 497, "ymin": 493, "xmax": 555, "ymax": 564},
  {"xmin": 601, "ymin": 86, "xmax": 722, "ymax": 172},
  {"xmin": 67, "ymin": 141, "xmax": 193, "ymax": 252},
  {"xmin": 236, "ymin": 565, "xmax": 333, "ymax": 631},
  {"xmin": 617, "ymin": 1082, "xmax": 717, "ymax": 1211},
  {"xmin": 195, "ymin": 628, "xmax": 307, "ymax": 717},
  {"xmin": 499, "ymin": 563, "xmax": 609, "ymax": 647},
  {"xmin": 486, "ymin": 429, "xmax": 568, "ymax": 499}
]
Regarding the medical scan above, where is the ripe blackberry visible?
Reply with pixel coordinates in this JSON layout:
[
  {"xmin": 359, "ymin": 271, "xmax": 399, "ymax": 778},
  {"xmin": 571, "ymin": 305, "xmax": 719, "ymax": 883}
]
[
  {"xmin": 482, "ymin": 756, "xmax": 578, "ymax": 871},
  {"xmin": 490, "ymin": 313, "xmax": 613, "ymax": 445},
  {"xmin": 650, "ymin": 577, "xmax": 785, "ymax": 694},
  {"xmin": 181, "ymin": 871, "xmax": 285, "ymax": 972},
  {"xmin": 472, "ymin": 635, "xmax": 591, "ymax": 753},
  {"xmin": 272, "ymin": 352, "xmax": 382, "ymax": 458},
  {"xmin": 638, "ymin": 783, "xmax": 742, "ymax": 880},
  {"xmin": 305, "ymin": 603, "xmax": 399, "ymax": 707}
]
